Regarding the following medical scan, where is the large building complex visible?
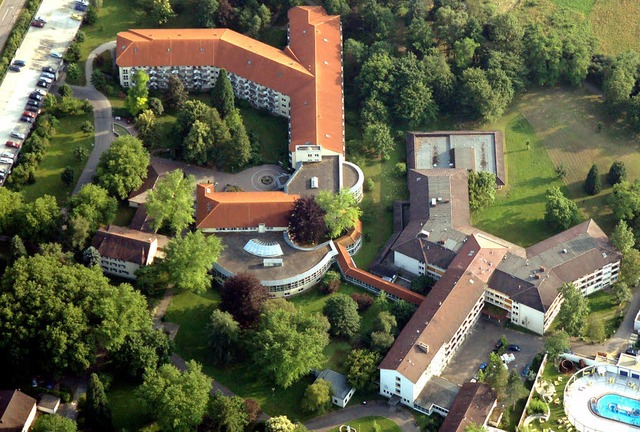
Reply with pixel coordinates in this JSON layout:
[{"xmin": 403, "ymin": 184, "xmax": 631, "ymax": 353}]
[
  {"xmin": 377, "ymin": 132, "xmax": 622, "ymax": 414},
  {"xmin": 115, "ymin": 6, "xmax": 344, "ymax": 166}
]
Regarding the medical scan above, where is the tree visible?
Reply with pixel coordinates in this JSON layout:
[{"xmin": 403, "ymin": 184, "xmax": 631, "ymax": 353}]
[
  {"xmin": 0, "ymin": 188, "xmax": 23, "ymax": 234},
  {"xmin": 544, "ymin": 330, "xmax": 570, "ymax": 361},
  {"xmin": 485, "ymin": 352, "xmax": 508, "ymax": 399},
  {"xmin": 32, "ymin": 415, "xmax": 78, "ymax": 432},
  {"xmin": 9, "ymin": 235, "xmax": 26, "ymax": 263},
  {"xmin": 544, "ymin": 186, "xmax": 580, "ymax": 232},
  {"xmin": 320, "ymin": 270, "xmax": 341, "ymax": 294},
  {"xmin": 610, "ymin": 180, "xmax": 640, "ymax": 225},
  {"xmin": 323, "ymin": 294, "xmax": 361, "ymax": 338},
  {"xmin": 59, "ymin": 83, "xmax": 73, "ymax": 97},
  {"xmin": 288, "ymin": 196, "xmax": 327, "ymax": 245},
  {"xmin": 252, "ymin": 303, "xmax": 330, "ymax": 388},
  {"xmin": 95, "ymin": 136, "xmax": 150, "ymax": 199},
  {"xmin": 19, "ymin": 195, "xmax": 60, "ymax": 244},
  {"xmin": 611, "ymin": 220, "xmax": 635, "ymax": 254},
  {"xmin": 112, "ymin": 328, "xmax": 171, "ymax": 379},
  {"xmin": 584, "ymin": 163, "xmax": 602, "ymax": 195},
  {"xmin": 504, "ymin": 370, "xmax": 527, "ymax": 409},
  {"xmin": 390, "ymin": 299, "xmax": 417, "ymax": 330},
  {"xmin": 69, "ymin": 184, "xmax": 117, "ymax": 232},
  {"xmin": 137, "ymin": 361, "xmax": 211, "ymax": 432},
  {"xmin": 124, "ymin": 70, "xmax": 150, "ymax": 116},
  {"xmin": 468, "ymin": 171, "xmax": 497, "ymax": 211},
  {"xmin": 301, "ymin": 379, "xmax": 332, "ymax": 414},
  {"xmin": 135, "ymin": 109, "xmax": 159, "ymax": 146},
  {"xmin": 406, "ymin": 17, "xmax": 434, "ymax": 56},
  {"xmin": 149, "ymin": 0, "xmax": 176, "ymax": 25},
  {"xmin": 344, "ymin": 349, "xmax": 380, "ymax": 390},
  {"xmin": 363, "ymin": 122, "xmax": 394, "ymax": 159},
  {"xmin": 212, "ymin": 69, "xmax": 235, "ymax": 118},
  {"xmin": 67, "ymin": 63, "xmax": 80, "ymax": 82},
  {"xmin": 613, "ymin": 281, "xmax": 632, "ymax": 304},
  {"xmin": 148, "ymin": 97, "xmax": 164, "ymax": 115},
  {"xmin": 453, "ymin": 37, "xmax": 479, "ymax": 69},
  {"xmin": 183, "ymin": 120, "xmax": 213, "ymax": 165},
  {"xmin": 556, "ymin": 163, "xmax": 568, "ymax": 179},
  {"xmin": 586, "ymin": 315, "xmax": 606, "ymax": 342},
  {"xmin": 146, "ymin": 169, "xmax": 195, "ymax": 234},
  {"xmin": 244, "ymin": 398, "xmax": 262, "ymax": 424},
  {"xmin": 84, "ymin": 6, "xmax": 98, "ymax": 25},
  {"xmin": 207, "ymin": 309, "xmax": 241, "ymax": 365},
  {"xmin": 81, "ymin": 120, "xmax": 94, "ymax": 134},
  {"xmin": 608, "ymin": 161, "xmax": 627, "ymax": 185},
  {"xmin": 165, "ymin": 75, "xmax": 188, "ymax": 111},
  {"xmin": 316, "ymin": 189, "xmax": 362, "ymax": 239},
  {"xmin": 74, "ymin": 144, "xmax": 88, "ymax": 161},
  {"xmin": 66, "ymin": 214, "xmax": 91, "ymax": 250},
  {"xmin": 0, "ymin": 250, "xmax": 152, "ymax": 375},
  {"xmin": 208, "ymin": 393, "xmax": 249, "ymax": 432},
  {"xmin": 464, "ymin": 423, "xmax": 487, "ymax": 432},
  {"xmin": 161, "ymin": 231, "xmax": 223, "ymax": 293},
  {"xmin": 84, "ymin": 373, "xmax": 112, "ymax": 431},
  {"xmin": 197, "ymin": 0, "xmax": 220, "ymax": 28},
  {"xmin": 221, "ymin": 109, "xmax": 251, "ymax": 170},
  {"xmin": 220, "ymin": 272, "xmax": 269, "ymax": 328},
  {"xmin": 603, "ymin": 51, "xmax": 640, "ymax": 111},
  {"xmin": 458, "ymin": 67, "xmax": 512, "ymax": 122},
  {"xmin": 266, "ymin": 416, "xmax": 296, "ymax": 432},
  {"xmin": 370, "ymin": 330, "xmax": 395, "ymax": 352},
  {"xmin": 621, "ymin": 248, "xmax": 640, "ymax": 286},
  {"xmin": 82, "ymin": 246, "xmax": 101, "ymax": 267},
  {"xmin": 556, "ymin": 283, "xmax": 590, "ymax": 336}
]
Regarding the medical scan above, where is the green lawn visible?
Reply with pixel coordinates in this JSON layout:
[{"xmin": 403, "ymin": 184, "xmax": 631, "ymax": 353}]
[
  {"xmin": 586, "ymin": 289, "xmax": 625, "ymax": 338},
  {"xmin": 21, "ymin": 114, "xmax": 94, "ymax": 203},
  {"xmin": 473, "ymin": 113, "xmax": 564, "ymax": 246},
  {"xmin": 329, "ymin": 416, "xmax": 401, "ymax": 432},
  {"xmin": 107, "ymin": 380, "xmax": 157, "ymax": 431},
  {"xmin": 113, "ymin": 201, "xmax": 136, "ymax": 226},
  {"xmin": 533, "ymin": 360, "xmax": 570, "ymax": 431},
  {"xmin": 549, "ymin": 0, "xmax": 595, "ymax": 14},
  {"xmin": 239, "ymin": 106, "xmax": 289, "ymax": 165},
  {"xmin": 113, "ymin": 123, "xmax": 130, "ymax": 136}
]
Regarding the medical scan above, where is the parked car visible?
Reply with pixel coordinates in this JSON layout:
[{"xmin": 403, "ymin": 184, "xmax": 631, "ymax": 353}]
[
  {"xmin": 31, "ymin": 20, "xmax": 44, "ymax": 28},
  {"xmin": 34, "ymin": 88, "xmax": 47, "ymax": 96},
  {"xmin": 20, "ymin": 116, "xmax": 34, "ymax": 123},
  {"xmin": 50, "ymin": 52, "xmax": 63, "ymax": 59},
  {"xmin": 75, "ymin": 3, "xmax": 88, "ymax": 11},
  {"xmin": 35, "ymin": 16, "xmax": 48, "ymax": 23},
  {"xmin": 626, "ymin": 346, "xmax": 638, "ymax": 356},
  {"xmin": 13, "ymin": 59, "xmax": 25, "ymax": 67},
  {"xmin": 36, "ymin": 80, "xmax": 49, "ymax": 88},
  {"xmin": 9, "ymin": 65, "xmax": 21, "ymax": 72},
  {"xmin": 41, "ymin": 72, "xmax": 55, "ymax": 80},
  {"xmin": 479, "ymin": 362, "xmax": 488, "ymax": 372},
  {"xmin": 42, "ymin": 66, "xmax": 55, "ymax": 74},
  {"xmin": 22, "ymin": 111, "xmax": 36, "ymax": 118},
  {"xmin": 10, "ymin": 131, "xmax": 26, "ymax": 139},
  {"xmin": 29, "ymin": 92, "xmax": 43, "ymax": 101},
  {"xmin": 508, "ymin": 344, "xmax": 521, "ymax": 352},
  {"xmin": 6, "ymin": 141, "xmax": 21, "ymax": 149},
  {"xmin": 26, "ymin": 100, "xmax": 41, "ymax": 107},
  {"xmin": 39, "ymin": 76, "xmax": 53, "ymax": 84},
  {"xmin": 25, "ymin": 106, "xmax": 41, "ymax": 114},
  {"xmin": 1, "ymin": 152, "xmax": 15, "ymax": 160},
  {"xmin": 70, "ymin": 13, "xmax": 83, "ymax": 21},
  {"xmin": 0, "ymin": 157, "xmax": 13, "ymax": 165},
  {"xmin": 522, "ymin": 363, "xmax": 531, "ymax": 378}
]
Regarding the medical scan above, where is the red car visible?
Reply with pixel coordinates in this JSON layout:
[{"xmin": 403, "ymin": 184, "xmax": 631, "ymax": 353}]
[
  {"xmin": 6, "ymin": 141, "xmax": 21, "ymax": 149},
  {"xmin": 22, "ymin": 111, "xmax": 36, "ymax": 118},
  {"xmin": 31, "ymin": 20, "xmax": 44, "ymax": 28}
]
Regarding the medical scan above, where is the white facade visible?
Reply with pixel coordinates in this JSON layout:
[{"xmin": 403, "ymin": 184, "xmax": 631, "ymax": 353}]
[
  {"xmin": 21, "ymin": 403, "xmax": 36, "ymax": 432},
  {"xmin": 333, "ymin": 387, "xmax": 355, "ymax": 408},
  {"xmin": 635, "ymin": 310, "xmax": 640, "ymax": 333},
  {"xmin": 99, "ymin": 238, "xmax": 158, "ymax": 280}
]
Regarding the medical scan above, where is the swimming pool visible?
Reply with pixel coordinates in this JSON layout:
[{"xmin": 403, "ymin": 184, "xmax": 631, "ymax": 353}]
[{"xmin": 592, "ymin": 394, "xmax": 640, "ymax": 427}]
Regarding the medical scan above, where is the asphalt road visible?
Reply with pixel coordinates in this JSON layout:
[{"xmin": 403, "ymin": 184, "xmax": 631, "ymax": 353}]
[{"xmin": 0, "ymin": 0, "xmax": 27, "ymax": 55}]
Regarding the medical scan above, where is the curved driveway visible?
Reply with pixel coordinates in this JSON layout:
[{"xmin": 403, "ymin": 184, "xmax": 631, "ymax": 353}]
[
  {"xmin": 71, "ymin": 40, "xmax": 116, "ymax": 195},
  {"xmin": 304, "ymin": 401, "xmax": 419, "ymax": 432}
]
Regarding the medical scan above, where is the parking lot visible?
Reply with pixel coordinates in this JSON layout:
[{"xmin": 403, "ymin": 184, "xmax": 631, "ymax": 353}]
[
  {"xmin": 440, "ymin": 318, "xmax": 544, "ymax": 385},
  {"xmin": 0, "ymin": 0, "xmax": 84, "ymax": 185}
]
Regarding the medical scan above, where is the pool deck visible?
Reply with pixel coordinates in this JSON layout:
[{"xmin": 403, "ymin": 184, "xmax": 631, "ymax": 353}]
[{"xmin": 565, "ymin": 372, "xmax": 640, "ymax": 431}]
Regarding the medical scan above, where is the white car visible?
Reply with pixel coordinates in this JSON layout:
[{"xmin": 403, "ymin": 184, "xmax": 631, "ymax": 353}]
[
  {"xmin": 50, "ymin": 51, "xmax": 63, "ymax": 59},
  {"xmin": 39, "ymin": 76, "xmax": 53, "ymax": 84},
  {"xmin": 0, "ymin": 157, "xmax": 13, "ymax": 165},
  {"xmin": 41, "ymin": 72, "xmax": 55, "ymax": 80},
  {"xmin": 1, "ymin": 152, "xmax": 15, "ymax": 160},
  {"xmin": 34, "ymin": 88, "xmax": 47, "ymax": 96},
  {"xmin": 10, "ymin": 131, "xmax": 25, "ymax": 140}
]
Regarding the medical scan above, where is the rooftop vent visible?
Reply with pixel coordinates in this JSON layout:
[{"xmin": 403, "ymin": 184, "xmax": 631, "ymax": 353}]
[
  {"xmin": 205, "ymin": 187, "xmax": 211, "ymax": 194},
  {"xmin": 540, "ymin": 266, "xmax": 545, "ymax": 272},
  {"xmin": 310, "ymin": 176, "xmax": 319, "ymax": 189},
  {"xmin": 263, "ymin": 258, "xmax": 283, "ymax": 267},
  {"xmin": 535, "ymin": 274, "xmax": 541, "ymax": 280},
  {"xmin": 602, "ymin": 252, "xmax": 607, "ymax": 258},
  {"xmin": 562, "ymin": 249, "xmax": 568, "ymax": 254},
  {"xmin": 417, "ymin": 342, "xmax": 429, "ymax": 353}
]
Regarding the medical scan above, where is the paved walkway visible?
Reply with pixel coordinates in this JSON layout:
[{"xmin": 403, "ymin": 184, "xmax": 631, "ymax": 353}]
[
  {"xmin": 304, "ymin": 400, "xmax": 419, "ymax": 432},
  {"xmin": 571, "ymin": 286, "xmax": 640, "ymax": 357},
  {"xmin": 71, "ymin": 40, "xmax": 117, "ymax": 195}
]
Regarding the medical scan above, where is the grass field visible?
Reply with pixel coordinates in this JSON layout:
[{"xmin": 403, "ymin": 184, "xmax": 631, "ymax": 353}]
[
  {"xmin": 591, "ymin": 0, "xmax": 640, "ymax": 55},
  {"xmin": 549, "ymin": 0, "xmax": 595, "ymax": 14},
  {"xmin": 329, "ymin": 416, "xmax": 402, "ymax": 432},
  {"xmin": 586, "ymin": 289, "xmax": 625, "ymax": 339},
  {"xmin": 107, "ymin": 380, "xmax": 157, "ymax": 431},
  {"xmin": 165, "ymin": 283, "xmax": 383, "ymax": 418},
  {"xmin": 20, "ymin": 114, "xmax": 94, "ymax": 203},
  {"xmin": 239, "ymin": 106, "xmax": 289, "ymax": 165}
]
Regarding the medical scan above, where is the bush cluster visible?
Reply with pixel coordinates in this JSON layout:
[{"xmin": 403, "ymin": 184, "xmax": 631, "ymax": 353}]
[
  {"xmin": 8, "ymin": 114, "xmax": 57, "ymax": 187},
  {"xmin": 351, "ymin": 293, "xmax": 374, "ymax": 311}
]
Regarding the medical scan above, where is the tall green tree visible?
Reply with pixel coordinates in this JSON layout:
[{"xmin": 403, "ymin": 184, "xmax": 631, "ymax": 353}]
[
  {"xmin": 584, "ymin": 163, "xmax": 602, "ymax": 195},
  {"xmin": 207, "ymin": 309, "xmax": 241, "ymax": 365},
  {"xmin": 0, "ymin": 188, "xmax": 23, "ymax": 234},
  {"xmin": 608, "ymin": 161, "xmax": 627, "ymax": 185},
  {"xmin": 137, "ymin": 361, "xmax": 211, "ymax": 432},
  {"xmin": 84, "ymin": 373, "xmax": 112, "ymax": 432},
  {"xmin": 95, "ymin": 136, "xmax": 150, "ymax": 199},
  {"xmin": 149, "ymin": 0, "xmax": 176, "ymax": 25},
  {"xmin": 183, "ymin": 120, "xmax": 214, "ymax": 165},
  {"xmin": 363, "ymin": 121, "xmax": 395, "ymax": 159},
  {"xmin": 323, "ymin": 294, "xmax": 361, "ymax": 338},
  {"xmin": 124, "ymin": 70, "xmax": 150, "ymax": 116},
  {"xmin": 344, "ymin": 349, "xmax": 380, "ymax": 390},
  {"xmin": 544, "ymin": 186, "xmax": 580, "ymax": 232},
  {"xmin": 556, "ymin": 283, "xmax": 590, "ymax": 336},
  {"xmin": 252, "ymin": 303, "xmax": 330, "ymax": 388},
  {"xmin": 544, "ymin": 330, "xmax": 570, "ymax": 361},
  {"xmin": 621, "ymin": 248, "xmax": 640, "ymax": 286},
  {"xmin": 301, "ymin": 379, "xmax": 332, "ymax": 415},
  {"xmin": 265, "ymin": 416, "xmax": 296, "ymax": 432},
  {"xmin": 208, "ymin": 393, "xmax": 249, "ymax": 432},
  {"xmin": 165, "ymin": 75, "xmax": 188, "ymax": 111},
  {"xmin": 504, "ymin": 369, "xmax": 527, "ymax": 409},
  {"xmin": 69, "ymin": 184, "xmax": 117, "ymax": 232},
  {"xmin": 485, "ymin": 352, "xmax": 508, "ymax": 400},
  {"xmin": 9, "ymin": 235, "xmax": 27, "ymax": 263},
  {"xmin": 146, "ymin": 169, "xmax": 195, "ymax": 235},
  {"xmin": 468, "ymin": 171, "xmax": 497, "ymax": 211},
  {"xmin": 161, "ymin": 231, "xmax": 224, "ymax": 293},
  {"xmin": 196, "ymin": 0, "xmax": 220, "ymax": 28},
  {"xmin": 316, "ymin": 189, "xmax": 362, "ymax": 239},
  {"xmin": 613, "ymin": 281, "xmax": 632, "ymax": 304},
  {"xmin": 212, "ymin": 69, "xmax": 235, "ymax": 118},
  {"xmin": 135, "ymin": 109, "xmax": 159, "ymax": 146},
  {"xmin": 112, "ymin": 328, "xmax": 171, "ymax": 379},
  {"xmin": 0, "ymin": 250, "xmax": 152, "ymax": 374},
  {"xmin": 32, "ymin": 415, "xmax": 78, "ymax": 432},
  {"xmin": 611, "ymin": 220, "xmax": 635, "ymax": 254},
  {"xmin": 19, "ymin": 195, "xmax": 60, "ymax": 244}
]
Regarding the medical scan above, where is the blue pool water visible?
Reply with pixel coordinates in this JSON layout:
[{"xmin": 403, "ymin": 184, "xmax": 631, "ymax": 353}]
[{"xmin": 593, "ymin": 394, "xmax": 640, "ymax": 427}]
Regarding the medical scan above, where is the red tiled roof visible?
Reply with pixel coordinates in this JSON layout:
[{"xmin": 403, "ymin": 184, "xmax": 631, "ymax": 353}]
[
  {"xmin": 196, "ymin": 184, "xmax": 299, "ymax": 229},
  {"xmin": 115, "ymin": 6, "xmax": 344, "ymax": 156},
  {"xmin": 335, "ymin": 244, "xmax": 424, "ymax": 305}
]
